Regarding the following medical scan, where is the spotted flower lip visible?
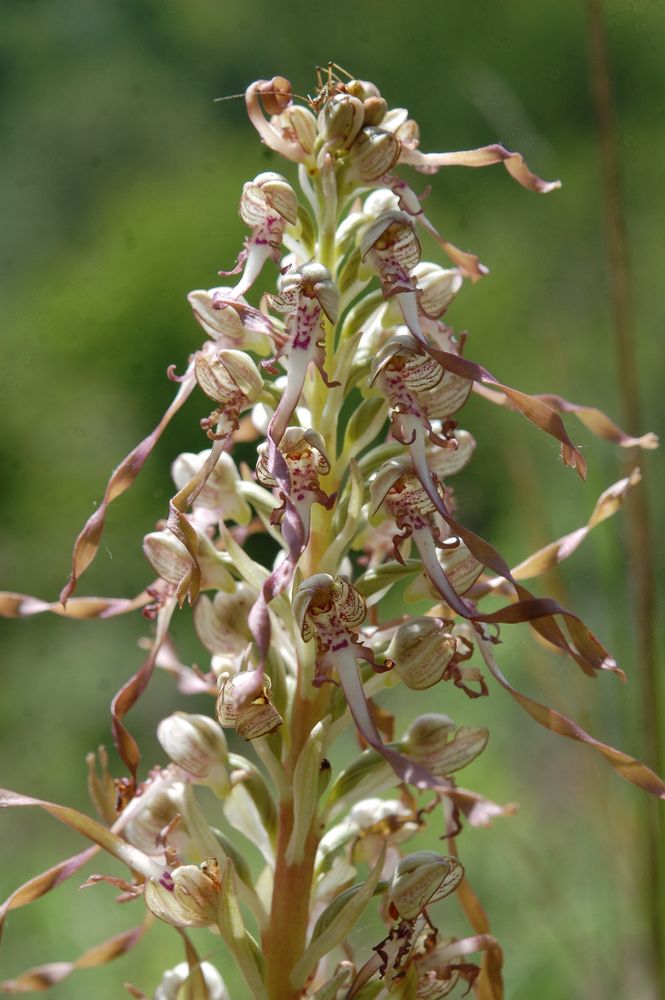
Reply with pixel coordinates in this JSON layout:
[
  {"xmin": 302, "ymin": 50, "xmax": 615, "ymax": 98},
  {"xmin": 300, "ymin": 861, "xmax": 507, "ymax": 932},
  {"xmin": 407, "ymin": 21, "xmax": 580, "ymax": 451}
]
[{"xmin": 264, "ymin": 262, "xmax": 340, "ymax": 447}]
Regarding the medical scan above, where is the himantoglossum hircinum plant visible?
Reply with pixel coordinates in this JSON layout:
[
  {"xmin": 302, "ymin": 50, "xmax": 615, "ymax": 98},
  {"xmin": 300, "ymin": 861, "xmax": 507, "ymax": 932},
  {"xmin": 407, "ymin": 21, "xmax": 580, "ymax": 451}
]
[{"xmin": 1, "ymin": 65, "xmax": 662, "ymax": 1000}]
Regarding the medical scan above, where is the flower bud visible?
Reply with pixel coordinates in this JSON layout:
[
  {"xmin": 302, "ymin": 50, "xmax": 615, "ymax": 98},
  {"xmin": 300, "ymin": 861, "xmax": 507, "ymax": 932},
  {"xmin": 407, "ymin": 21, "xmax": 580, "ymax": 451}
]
[
  {"xmin": 143, "ymin": 529, "xmax": 232, "ymax": 593},
  {"xmin": 414, "ymin": 263, "xmax": 463, "ymax": 317},
  {"xmin": 362, "ymin": 95, "xmax": 388, "ymax": 127},
  {"xmin": 157, "ymin": 712, "xmax": 230, "ymax": 798},
  {"xmin": 216, "ymin": 672, "xmax": 283, "ymax": 740},
  {"xmin": 387, "ymin": 618, "xmax": 457, "ymax": 690},
  {"xmin": 389, "ymin": 851, "xmax": 464, "ymax": 920},
  {"xmin": 145, "ymin": 858, "xmax": 222, "ymax": 928},
  {"xmin": 240, "ymin": 171, "xmax": 298, "ymax": 226},
  {"xmin": 318, "ymin": 92, "xmax": 365, "ymax": 149},
  {"xmin": 349, "ymin": 798, "xmax": 419, "ymax": 863},
  {"xmin": 414, "ymin": 972, "xmax": 460, "ymax": 999},
  {"xmin": 123, "ymin": 774, "xmax": 191, "ymax": 858},
  {"xmin": 403, "ymin": 714, "xmax": 488, "ymax": 776},
  {"xmin": 194, "ymin": 348, "xmax": 263, "ymax": 405},
  {"xmin": 193, "ymin": 585, "xmax": 256, "ymax": 657},
  {"xmin": 142, "ymin": 530, "xmax": 191, "ymax": 586},
  {"xmin": 418, "ymin": 367, "xmax": 472, "ymax": 419},
  {"xmin": 346, "ymin": 79, "xmax": 382, "ymax": 102},
  {"xmin": 154, "ymin": 960, "xmax": 229, "ymax": 1000},
  {"xmin": 439, "ymin": 542, "xmax": 483, "ymax": 595},
  {"xmin": 348, "ymin": 126, "xmax": 401, "ymax": 182},
  {"xmin": 236, "ymin": 699, "xmax": 283, "ymax": 740},
  {"xmin": 427, "ymin": 430, "xmax": 476, "ymax": 478}
]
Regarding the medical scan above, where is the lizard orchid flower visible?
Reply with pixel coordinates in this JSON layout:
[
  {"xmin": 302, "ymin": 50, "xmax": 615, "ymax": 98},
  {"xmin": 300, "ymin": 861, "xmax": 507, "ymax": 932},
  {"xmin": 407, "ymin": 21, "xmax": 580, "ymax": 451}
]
[{"xmin": 3, "ymin": 67, "xmax": 661, "ymax": 1000}]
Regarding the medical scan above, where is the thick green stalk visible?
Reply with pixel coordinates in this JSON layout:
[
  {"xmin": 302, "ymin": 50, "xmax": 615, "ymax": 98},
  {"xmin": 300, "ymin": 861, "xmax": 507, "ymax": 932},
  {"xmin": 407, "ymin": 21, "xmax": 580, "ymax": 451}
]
[{"xmin": 262, "ymin": 165, "xmax": 340, "ymax": 999}]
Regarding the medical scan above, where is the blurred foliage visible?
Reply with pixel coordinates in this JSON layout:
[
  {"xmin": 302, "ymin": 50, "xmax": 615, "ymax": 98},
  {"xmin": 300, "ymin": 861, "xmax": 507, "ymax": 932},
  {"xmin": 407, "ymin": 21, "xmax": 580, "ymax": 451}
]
[{"xmin": 1, "ymin": 0, "xmax": 663, "ymax": 996}]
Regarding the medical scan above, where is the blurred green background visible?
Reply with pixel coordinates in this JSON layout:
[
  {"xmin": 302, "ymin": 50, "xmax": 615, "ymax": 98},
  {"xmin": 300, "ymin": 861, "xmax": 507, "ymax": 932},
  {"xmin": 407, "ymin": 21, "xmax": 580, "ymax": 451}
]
[{"xmin": 1, "ymin": 0, "xmax": 663, "ymax": 996}]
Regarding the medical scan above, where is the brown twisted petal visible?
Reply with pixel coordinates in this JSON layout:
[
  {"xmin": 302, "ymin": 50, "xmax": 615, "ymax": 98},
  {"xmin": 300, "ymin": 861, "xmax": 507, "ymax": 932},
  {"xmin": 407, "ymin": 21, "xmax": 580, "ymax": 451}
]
[
  {"xmin": 0, "ymin": 843, "xmax": 100, "ymax": 940},
  {"xmin": 111, "ymin": 596, "xmax": 177, "ymax": 800},
  {"xmin": 422, "ymin": 344, "xmax": 588, "ymax": 478},
  {"xmin": 414, "ymin": 263, "xmax": 464, "ymax": 317},
  {"xmin": 0, "ymin": 589, "xmax": 151, "ymax": 620},
  {"xmin": 477, "ymin": 638, "xmax": 665, "ymax": 799},
  {"xmin": 0, "ymin": 917, "xmax": 151, "ymax": 993},
  {"xmin": 475, "ymin": 385, "xmax": 659, "ymax": 451},
  {"xmin": 399, "ymin": 142, "xmax": 561, "ymax": 193},
  {"xmin": 59, "ymin": 364, "xmax": 196, "ymax": 604}
]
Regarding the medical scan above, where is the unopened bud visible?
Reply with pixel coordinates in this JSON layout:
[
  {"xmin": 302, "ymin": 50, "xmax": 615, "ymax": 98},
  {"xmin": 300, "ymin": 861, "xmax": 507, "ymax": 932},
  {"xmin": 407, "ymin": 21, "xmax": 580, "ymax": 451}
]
[
  {"xmin": 349, "ymin": 126, "xmax": 401, "ymax": 182},
  {"xmin": 318, "ymin": 92, "xmax": 365, "ymax": 149},
  {"xmin": 157, "ymin": 713, "xmax": 230, "ymax": 798},
  {"xmin": 143, "ymin": 529, "xmax": 232, "ymax": 593},
  {"xmin": 403, "ymin": 714, "xmax": 488, "ymax": 776},
  {"xmin": 389, "ymin": 851, "xmax": 464, "ymax": 920},
  {"xmin": 143, "ymin": 531, "xmax": 192, "ymax": 587},
  {"xmin": 427, "ymin": 430, "xmax": 476, "ymax": 478},
  {"xmin": 346, "ymin": 79, "xmax": 382, "ymax": 102},
  {"xmin": 123, "ymin": 775, "xmax": 190, "ymax": 857},
  {"xmin": 387, "ymin": 618, "xmax": 456, "ymax": 690},
  {"xmin": 439, "ymin": 542, "xmax": 483, "ymax": 595},
  {"xmin": 240, "ymin": 171, "xmax": 298, "ymax": 227},
  {"xmin": 362, "ymin": 95, "xmax": 388, "ymax": 127},
  {"xmin": 193, "ymin": 585, "xmax": 256, "ymax": 657},
  {"xmin": 195, "ymin": 348, "xmax": 263, "ymax": 405},
  {"xmin": 414, "ymin": 263, "xmax": 463, "ymax": 317},
  {"xmin": 216, "ymin": 672, "xmax": 283, "ymax": 740}
]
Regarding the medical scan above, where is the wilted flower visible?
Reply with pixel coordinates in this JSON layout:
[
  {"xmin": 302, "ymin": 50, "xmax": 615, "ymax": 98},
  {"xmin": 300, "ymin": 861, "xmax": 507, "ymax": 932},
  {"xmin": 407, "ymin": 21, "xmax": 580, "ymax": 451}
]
[{"xmin": 156, "ymin": 712, "xmax": 230, "ymax": 797}]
